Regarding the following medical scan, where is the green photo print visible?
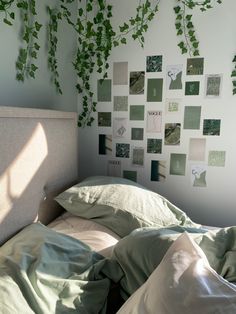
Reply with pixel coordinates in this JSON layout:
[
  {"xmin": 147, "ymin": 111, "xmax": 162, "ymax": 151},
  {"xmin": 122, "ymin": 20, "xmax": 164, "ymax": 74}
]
[
  {"xmin": 147, "ymin": 78, "xmax": 163, "ymax": 102},
  {"xmin": 131, "ymin": 128, "xmax": 144, "ymax": 140},
  {"xmin": 151, "ymin": 160, "xmax": 166, "ymax": 182},
  {"xmin": 203, "ymin": 119, "xmax": 221, "ymax": 136},
  {"xmin": 146, "ymin": 55, "xmax": 162, "ymax": 72},
  {"xmin": 98, "ymin": 112, "xmax": 112, "ymax": 127},
  {"xmin": 186, "ymin": 57, "xmax": 204, "ymax": 75},
  {"xmin": 116, "ymin": 143, "xmax": 130, "ymax": 158},
  {"xmin": 132, "ymin": 147, "xmax": 144, "ymax": 166},
  {"xmin": 170, "ymin": 153, "xmax": 186, "ymax": 176},
  {"xmin": 129, "ymin": 71, "xmax": 145, "ymax": 94},
  {"xmin": 205, "ymin": 74, "xmax": 222, "ymax": 98},
  {"xmin": 123, "ymin": 170, "xmax": 137, "ymax": 182},
  {"xmin": 165, "ymin": 123, "xmax": 181, "ymax": 145},
  {"xmin": 99, "ymin": 134, "xmax": 112, "ymax": 155},
  {"xmin": 147, "ymin": 138, "xmax": 162, "ymax": 154},
  {"xmin": 97, "ymin": 79, "xmax": 112, "ymax": 101},
  {"xmin": 130, "ymin": 105, "xmax": 145, "ymax": 120},
  {"xmin": 183, "ymin": 106, "xmax": 201, "ymax": 130},
  {"xmin": 113, "ymin": 96, "xmax": 128, "ymax": 111},
  {"xmin": 185, "ymin": 81, "xmax": 200, "ymax": 96},
  {"xmin": 208, "ymin": 151, "xmax": 226, "ymax": 167}
]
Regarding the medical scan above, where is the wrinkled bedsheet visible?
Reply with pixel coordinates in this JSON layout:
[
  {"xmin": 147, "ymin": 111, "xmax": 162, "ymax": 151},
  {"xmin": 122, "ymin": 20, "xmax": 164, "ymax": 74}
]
[{"xmin": 0, "ymin": 223, "xmax": 110, "ymax": 314}]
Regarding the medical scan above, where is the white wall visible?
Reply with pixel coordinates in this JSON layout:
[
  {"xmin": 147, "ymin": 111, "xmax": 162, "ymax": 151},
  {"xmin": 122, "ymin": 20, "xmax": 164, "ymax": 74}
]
[
  {"xmin": 0, "ymin": 1, "xmax": 77, "ymax": 111},
  {"xmin": 78, "ymin": 0, "xmax": 236, "ymax": 227}
]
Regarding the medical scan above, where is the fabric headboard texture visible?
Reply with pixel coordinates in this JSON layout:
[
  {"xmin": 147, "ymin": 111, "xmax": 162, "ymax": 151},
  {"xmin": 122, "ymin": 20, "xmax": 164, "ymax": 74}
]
[{"xmin": 0, "ymin": 106, "xmax": 78, "ymax": 245}]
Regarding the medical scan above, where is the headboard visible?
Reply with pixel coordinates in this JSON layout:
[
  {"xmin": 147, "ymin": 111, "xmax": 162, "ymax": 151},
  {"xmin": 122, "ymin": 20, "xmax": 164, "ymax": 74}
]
[{"xmin": 0, "ymin": 106, "xmax": 78, "ymax": 245}]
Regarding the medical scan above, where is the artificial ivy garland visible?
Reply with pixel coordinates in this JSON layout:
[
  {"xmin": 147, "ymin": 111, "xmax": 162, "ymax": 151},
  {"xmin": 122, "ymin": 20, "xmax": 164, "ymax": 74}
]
[{"xmin": 1, "ymin": 0, "xmax": 234, "ymax": 127}]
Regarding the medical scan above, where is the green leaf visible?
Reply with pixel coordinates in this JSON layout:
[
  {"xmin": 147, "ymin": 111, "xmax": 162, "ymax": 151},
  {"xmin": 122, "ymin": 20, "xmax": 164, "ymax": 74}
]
[
  {"xmin": 16, "ymin": 62, "xmax": 23, "ymax": 71},
  {"xmin": 31, "ymin": 51, "xmax": 37, "ymax": 59},
  {"xmin": 29, "ymin": 71, "xmax": 35, "ymax": 78},
  {"xmin": 35, "ymin": 21, "xmax": 42, "ymax": 31},
  {"xmin": 31, "ymin": 64, "xmax": 38, "ymax": 71},
  {"xmin": 3, "ymin": 18, "xmax": 12, "ymax": 26},
  {"xmin": 174, "ymin": 6, "xmax": 181, "ymax": 14},
  {"xmin": 10, "ymin": 12, "xmax": 15, "ymax": 20},
  {"xmin": 121, "ymin": 38, "xmax": 126, "ymax": 44},
  {"xmin": 177, "ymin": 29, "xmax": 183, "ymax": 35},
  {"xmin": 16, "ymin": 73, "xmax": 24, "ymax": 82},
  {"xmin": 78, "ymin": 7, "xmax": 83, "ymax": 16},
  {"xmin": 175, "ymin": 22, "xmax": 181, "ymax": 30},
  {"xmin": 34, "ymin": 43, "xmax": 40, "ymax": 50}
]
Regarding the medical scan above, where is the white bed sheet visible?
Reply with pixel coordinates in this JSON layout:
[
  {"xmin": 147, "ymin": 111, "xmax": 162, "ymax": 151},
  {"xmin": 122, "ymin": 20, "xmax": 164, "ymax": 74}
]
[{"xmin": 48, "ymin": 212, "xmax": 121, "ymax": 257}]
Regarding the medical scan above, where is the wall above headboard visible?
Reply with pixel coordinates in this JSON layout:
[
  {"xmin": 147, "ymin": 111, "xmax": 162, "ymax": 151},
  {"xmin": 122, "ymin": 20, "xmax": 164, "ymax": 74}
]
[
  {"xmin": 0, "ymin": 106, "xmax": 78, "ymax": 245},
  {"xmin": 78, "ymin": 0, "xmax": 236, "ymax": 228},
  {"xmin": 0, "ymin": 1, "xmax": 77, "ymax": 112}
]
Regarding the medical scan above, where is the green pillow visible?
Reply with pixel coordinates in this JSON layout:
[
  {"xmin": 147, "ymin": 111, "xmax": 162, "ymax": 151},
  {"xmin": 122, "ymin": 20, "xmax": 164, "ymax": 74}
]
[{"xmin": 55, "ymin": 176, "xmax": 199, "ymax": 237}]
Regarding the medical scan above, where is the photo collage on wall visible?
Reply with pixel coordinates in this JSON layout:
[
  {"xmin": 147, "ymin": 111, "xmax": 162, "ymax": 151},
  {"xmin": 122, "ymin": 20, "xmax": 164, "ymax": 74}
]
[{"xmin": 97, "ymin": 56, "xmax": 225, "ymax": 186}]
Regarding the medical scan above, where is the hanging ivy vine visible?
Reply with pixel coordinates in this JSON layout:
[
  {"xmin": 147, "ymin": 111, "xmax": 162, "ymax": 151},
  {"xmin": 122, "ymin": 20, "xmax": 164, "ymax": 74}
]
[{"xmin": 1, "ymin": 0, "xmax": 236, "ymax": 127}]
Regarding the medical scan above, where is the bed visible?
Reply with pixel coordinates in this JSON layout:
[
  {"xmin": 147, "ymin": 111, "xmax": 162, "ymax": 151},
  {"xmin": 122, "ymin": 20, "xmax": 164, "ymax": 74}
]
[{"xmin": 1, "ymin": 107, "xmax": 236, "ymax": 314}]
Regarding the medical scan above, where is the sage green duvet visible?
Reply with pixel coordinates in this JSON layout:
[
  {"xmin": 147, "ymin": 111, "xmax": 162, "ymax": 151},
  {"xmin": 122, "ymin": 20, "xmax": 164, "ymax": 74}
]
[
  {"xmin": 1, "ymin": 222, "xmax": 236, "ymax": 313},
  {"xmin": 98, "ymin": 225, "xmax": 236, "ymax": 300},
  {"xmin": 0, "ymin": 223, "xmax": 110, "ymax": 314}
]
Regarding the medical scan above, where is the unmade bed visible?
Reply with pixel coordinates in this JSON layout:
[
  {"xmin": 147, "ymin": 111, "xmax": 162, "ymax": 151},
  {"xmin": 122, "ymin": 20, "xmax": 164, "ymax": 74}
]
[{"xmin": 1, "ymin": 107, "xmax": 236, "ymax": 314}]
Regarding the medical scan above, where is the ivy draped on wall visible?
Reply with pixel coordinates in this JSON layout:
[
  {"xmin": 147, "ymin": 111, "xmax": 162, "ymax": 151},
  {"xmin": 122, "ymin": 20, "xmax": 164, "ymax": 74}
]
[{"xmin": 0, "ymin": 0, "xmax": 235, "ymax": 126}]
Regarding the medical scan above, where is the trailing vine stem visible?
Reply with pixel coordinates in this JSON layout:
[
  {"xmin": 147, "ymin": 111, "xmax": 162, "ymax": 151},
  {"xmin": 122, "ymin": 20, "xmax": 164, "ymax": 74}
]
[
  {"xmin": 174, "ymin": 0, "xmax": 222, "ymax": 57},
  {"xmin": 73, "ymin": 0, "xmax": 160, "ymax": 127},
  {"xmin": 3, "ymin": 0, "xmax": 236, "ymax": 126},
  {"xmin": 232, "ymin": 54, "xmax": 236, "ymax": 95},
  {"xmin": 47, "ymin": 5, "xmax": 62, "ymax": 94},
  {"xmin": 15, "ymin": 0, "xmax": 42, "ymax": 82}
]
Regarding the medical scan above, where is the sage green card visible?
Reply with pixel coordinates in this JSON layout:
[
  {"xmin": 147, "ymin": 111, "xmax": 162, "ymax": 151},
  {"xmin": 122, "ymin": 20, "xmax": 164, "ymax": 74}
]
[
  {"xmin": 147, "ymin": 78, "xmax": 163, "ymax": 102},
  {"xmin": 114, "ymin": 96, "xmax": 128, "ymax": 111},
  {"xmin": 97, "ymin": 79, "xmax": 112, "ymax": 101},
  {"xmin": 170, "ymin": 153, "xmax": 186, "ymax": 175},
  {"xmin": 208, "ymin": 151, "xmax": 226, "ymax": 167},
  {"xmin": 147, "ymin": 139, "xmax": 162, "ymax": 154},
  {"xmin": 183, "ymin": 106, "xmax": 201, "ymax": 129},
  {"xmin": 98, "ymin": 112, "xmax": 111, "ymax": 127},
  {"xmin": 131, "ymin": 128, "xmax": 144, "ymax": 140},
  {"xmin": 185, "ymin": 81, "xmax": 200, "ymax": 96},
  {"xmin": 123, "ymin": 170, "xmax": 137, "ymax": 182},
  {"xmin": 130, "ymin": 105, "xmax": 145, "ymax": 120},
  {"xmin": 186, "ymin": 58, "xmax": 204, "ymax": 75}
]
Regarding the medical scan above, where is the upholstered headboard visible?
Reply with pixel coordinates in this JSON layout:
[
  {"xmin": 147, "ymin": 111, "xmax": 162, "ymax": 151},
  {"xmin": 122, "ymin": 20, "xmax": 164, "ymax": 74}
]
[{"xmin": 0, "ymin": 106, "xmax": 78, "ymax": 245}]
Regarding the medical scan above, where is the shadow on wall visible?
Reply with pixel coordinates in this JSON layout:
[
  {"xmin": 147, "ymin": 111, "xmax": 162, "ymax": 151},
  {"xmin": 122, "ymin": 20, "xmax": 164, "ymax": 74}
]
[{"xmin": 0, "ymin": 115, "xmax": 78, "ymax": 245}]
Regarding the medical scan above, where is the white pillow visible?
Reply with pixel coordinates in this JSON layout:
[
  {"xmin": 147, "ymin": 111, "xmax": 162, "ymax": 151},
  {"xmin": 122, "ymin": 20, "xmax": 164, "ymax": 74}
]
[{"xmin": 117, "ymin": 232, "xmax": 236, "ymax": 314}]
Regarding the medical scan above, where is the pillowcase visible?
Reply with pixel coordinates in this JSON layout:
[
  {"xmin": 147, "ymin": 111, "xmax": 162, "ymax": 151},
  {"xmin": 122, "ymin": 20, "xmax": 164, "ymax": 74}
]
[
  {"xmin": 106, "ymin": 225, "xmax": 207, "ymax": 299},
  {"xmin": 55, "ymin": 176, "xmax": 199, "ymax": 237},
  {"xmin": 117, "ymin": 232, "xmax": 236, "ymax": 314}
]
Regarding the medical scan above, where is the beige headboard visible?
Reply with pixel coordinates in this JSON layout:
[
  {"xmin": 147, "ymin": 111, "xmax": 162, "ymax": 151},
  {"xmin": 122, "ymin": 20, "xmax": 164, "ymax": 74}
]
[{"xmin": 0, "ymin": 106, "xmax": 78, "ymax": 245}]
